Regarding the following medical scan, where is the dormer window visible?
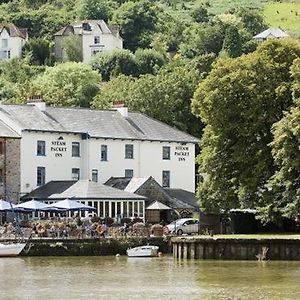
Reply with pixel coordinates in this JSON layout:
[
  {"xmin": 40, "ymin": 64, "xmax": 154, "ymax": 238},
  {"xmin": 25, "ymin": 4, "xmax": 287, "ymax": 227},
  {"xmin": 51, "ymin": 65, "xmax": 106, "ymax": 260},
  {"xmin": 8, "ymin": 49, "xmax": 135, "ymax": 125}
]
[{"xmin": 94, "ymin": 36, "xmax": 100, "ymax": 44}]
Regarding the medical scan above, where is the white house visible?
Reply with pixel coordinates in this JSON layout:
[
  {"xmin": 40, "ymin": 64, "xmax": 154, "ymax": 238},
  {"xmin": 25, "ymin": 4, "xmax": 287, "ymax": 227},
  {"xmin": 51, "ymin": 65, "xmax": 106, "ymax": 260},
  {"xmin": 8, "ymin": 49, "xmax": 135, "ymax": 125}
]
[
  {"xmin": 0, "ymin": 98, "xmax": 197, "ymax": 202},
  {"xmin": 253, "ymin": 28, "xmax": 289, "ymax": 43},
  {"xmin": 54, "ymin": 20, "xmax": 123, "ymax": 63},
  {"xmin": 0, "ymin": 23, "xmax": 28, "ymax": 60}
]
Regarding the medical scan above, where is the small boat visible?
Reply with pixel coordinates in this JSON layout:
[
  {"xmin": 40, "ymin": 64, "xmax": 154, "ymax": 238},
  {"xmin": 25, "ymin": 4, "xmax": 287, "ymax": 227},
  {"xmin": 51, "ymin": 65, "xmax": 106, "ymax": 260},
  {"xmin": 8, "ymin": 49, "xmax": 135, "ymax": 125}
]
[
  {"xmin": 127, "ymin": 245, "xmax": 159, "ymax": 257},
  {"xmin": 0, "ymin": 242, "xmax": 26, "ymax": 257}
]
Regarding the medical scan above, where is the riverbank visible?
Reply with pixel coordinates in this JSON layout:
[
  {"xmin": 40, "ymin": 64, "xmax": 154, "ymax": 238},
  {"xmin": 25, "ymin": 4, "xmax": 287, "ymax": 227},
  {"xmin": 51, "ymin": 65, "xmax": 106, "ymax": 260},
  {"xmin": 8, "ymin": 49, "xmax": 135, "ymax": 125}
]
[
  {"xmin": 0, "ymin": 236, "xmax": 172, "ymax": 256},
  {"xmin": 172, "ymin": 235, "xmax": 300, "ymax": 260}
]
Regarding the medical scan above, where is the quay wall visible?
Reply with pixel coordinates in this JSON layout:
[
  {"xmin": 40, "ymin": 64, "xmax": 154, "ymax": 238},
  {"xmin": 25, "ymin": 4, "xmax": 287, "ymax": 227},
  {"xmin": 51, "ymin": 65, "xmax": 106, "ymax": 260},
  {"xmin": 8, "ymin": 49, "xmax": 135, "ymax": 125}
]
[
  {"xmin": 171, "ymin": 237, "xmax": 300, "ymax": 260},
  {"xmin": 10, "ymin": 237, "xmax": 172, "ymax": 256}
]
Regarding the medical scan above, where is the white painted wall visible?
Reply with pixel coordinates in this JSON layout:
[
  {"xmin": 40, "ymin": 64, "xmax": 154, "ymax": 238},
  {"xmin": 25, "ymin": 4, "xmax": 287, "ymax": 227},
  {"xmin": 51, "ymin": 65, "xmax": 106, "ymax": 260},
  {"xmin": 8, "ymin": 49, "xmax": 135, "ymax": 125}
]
[
  {"xmin": 0, "ymin": 28, "xmax": 26, "ymax": 60},
  {"xmin": 81, "ymin": 25, "xmax": 123, "ymax": 63},
  {"xmin": 20, "ymin": 132, "xmax": 195, "ymax": 195}
]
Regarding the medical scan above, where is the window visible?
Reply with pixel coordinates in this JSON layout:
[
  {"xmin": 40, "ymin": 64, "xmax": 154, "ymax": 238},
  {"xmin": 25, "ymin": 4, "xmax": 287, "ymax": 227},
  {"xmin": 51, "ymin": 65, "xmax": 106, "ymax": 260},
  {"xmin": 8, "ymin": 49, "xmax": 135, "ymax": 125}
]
[
  {"xmin": 94, "ymin": 36, "xmax": 100, "ymax": 44},
  {"xmin": 91, "ymin": 49, "xmax": 101, "ymax": 56},
  {"xmin": 37, "ymin": 141, "xmax": 46, "ymax": 156},
  {"xmin": 2, "ymin": 39, "xmax": 8, "ymax": 48},
  {"xmin": 125, "ymin": 169, "xmax": 133, "ymax": 178},
  {"xmin": 72, "ymin": 142, "xmax": 80, "ymax": 157},
  {"xmin": 125, "ymin": 144, "xmax": 134, "ymax": 159},
  {"xmin": 37, "ymin": 167, "xmax": 45, "ymax": 186},
  {"xmin": 162, "ymin": 170, "xmax": 170, "ymax": 188},
  {"xmin": 101, "ymin": 145, "xmax": 107, "ymax": 161},
  {"xmin": 72, "ymin": 168, "xmax": 80, "ymax": 181},
  {"xmin": 92, "ymin": 169, "xmax": 98, "ymax": 182},
  {"xmin": 162, "ymin": 146, "xmax": 170, "ymax": 160}
]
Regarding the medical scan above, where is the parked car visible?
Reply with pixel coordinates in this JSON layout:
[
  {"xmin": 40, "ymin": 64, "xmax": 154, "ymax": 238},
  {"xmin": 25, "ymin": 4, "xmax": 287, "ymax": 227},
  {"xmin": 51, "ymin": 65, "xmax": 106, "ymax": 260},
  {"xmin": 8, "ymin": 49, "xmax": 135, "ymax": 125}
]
[{"xmin": 167, "ymin": 218, "xmax": 199, "ymax": 235}]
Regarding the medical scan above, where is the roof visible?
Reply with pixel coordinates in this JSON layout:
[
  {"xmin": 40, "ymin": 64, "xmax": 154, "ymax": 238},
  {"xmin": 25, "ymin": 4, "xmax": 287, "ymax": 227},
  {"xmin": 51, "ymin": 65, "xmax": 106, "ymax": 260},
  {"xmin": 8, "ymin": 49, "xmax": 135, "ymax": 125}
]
[
  {"xmin": 0, "ymin": 104, "xmax": 198, "ymax": 143},
  {"xmin": 54, "ymin": 20, "xmax": 121, "ymax": 39},
  {"xmin": 0, "ymin": 120, "xmax": 20, "ymax": 138},
  {"xmin": 164, "ymin": 188, "xmax": 199, "ymax": 210},
  {"xmin": 21, "ymin": 181, "xmax": 76, "ymax": 200},
  {"xmin": 105, "ymin": 177, "xmax": 131, "ymax": 190},
  {"xmin": 146, "ymin": 201, "xmax": 171, "ymax": 210},
  {"xmin": 253, "ymin": 28, "xmax": 289, "ymax": 39},
  {"xmin": 49, "ymin": 180, "xmax": 145, "ymax": 200},
  {"xmin": 124, "ymin": 177, "xmax": 149, "ymax": 193},
  {"xmin": 0, "ymin": 23, "xmax": 27, "ymax": 39}
]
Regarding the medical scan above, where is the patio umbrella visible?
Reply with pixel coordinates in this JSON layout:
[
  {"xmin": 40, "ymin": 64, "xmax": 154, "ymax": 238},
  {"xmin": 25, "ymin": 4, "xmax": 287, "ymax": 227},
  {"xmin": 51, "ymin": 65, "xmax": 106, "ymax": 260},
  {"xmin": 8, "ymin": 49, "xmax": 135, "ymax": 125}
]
[
  {"xmin": 14, "ymin": 199, "xmax": 47, "ymax": 212},
  {"xmin": 0, "ymin": 199, "xmax": 15, "ymax": 211},
  {"xmin": 43, "ymin": 199, "xmax": 96, "ymax": 212}
]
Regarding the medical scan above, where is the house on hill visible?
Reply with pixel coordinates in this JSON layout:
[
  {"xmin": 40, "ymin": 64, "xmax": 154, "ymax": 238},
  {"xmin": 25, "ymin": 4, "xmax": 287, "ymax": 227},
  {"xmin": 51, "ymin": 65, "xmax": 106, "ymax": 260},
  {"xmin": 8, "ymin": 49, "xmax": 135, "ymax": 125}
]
[
  {"xmin": 253, "ymin": 28, "xmax": 289, "ymax": 43},
  {"xmin": 54, "ymin": 20, "xmax": 123, "ymax": 63},
  {"xmin": 0, "ymin": 23, "xmax": 28, "ymax": 60}
]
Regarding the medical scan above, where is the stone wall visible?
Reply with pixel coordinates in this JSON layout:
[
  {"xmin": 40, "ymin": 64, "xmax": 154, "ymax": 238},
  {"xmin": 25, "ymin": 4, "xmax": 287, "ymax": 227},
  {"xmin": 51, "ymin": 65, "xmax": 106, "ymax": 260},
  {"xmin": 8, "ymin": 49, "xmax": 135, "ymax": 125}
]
[{"xmin": 0, "ymin": 138, "xmax": 21, "ymax": 203}]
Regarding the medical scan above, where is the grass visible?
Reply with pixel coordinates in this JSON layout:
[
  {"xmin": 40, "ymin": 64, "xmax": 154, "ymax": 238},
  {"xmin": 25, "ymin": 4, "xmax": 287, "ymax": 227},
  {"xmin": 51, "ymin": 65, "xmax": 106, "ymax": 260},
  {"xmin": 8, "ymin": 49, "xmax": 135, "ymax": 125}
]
[{"xmin": 263, "ymin": 2, "xmax": 300, "ymax": 37}]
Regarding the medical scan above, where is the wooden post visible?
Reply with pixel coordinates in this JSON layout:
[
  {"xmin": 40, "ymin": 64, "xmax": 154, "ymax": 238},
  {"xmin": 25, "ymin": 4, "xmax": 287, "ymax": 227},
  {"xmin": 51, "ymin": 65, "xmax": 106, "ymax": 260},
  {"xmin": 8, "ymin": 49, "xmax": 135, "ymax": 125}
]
[{"xmin": 190, "ymin": 242, "xmax": 195, "ymax": 259}]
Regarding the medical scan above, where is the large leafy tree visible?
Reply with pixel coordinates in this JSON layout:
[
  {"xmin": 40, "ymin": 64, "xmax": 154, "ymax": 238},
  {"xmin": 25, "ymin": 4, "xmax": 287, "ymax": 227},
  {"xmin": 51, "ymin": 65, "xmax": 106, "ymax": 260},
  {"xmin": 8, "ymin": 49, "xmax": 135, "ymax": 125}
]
[
  {"xmin": 112, "ymin": 0, "xmax": 159, "ymax": 51},
  {"xmin": 192, "ymin": 39, "xmax": 300, "ymax": 213},
  {"xmin": 76, "ymin": 0, "xmax": 112, "ymax": 22},
  {"xmin": 63, "ymin": 34, "xmax": 83, "ymax": 62},
  {"xmin": 32, "ymin": 62, "xmax": 100, "ymax": 107},
  {"xmin": 259, "ymin": 59, "xmax": 300, "ymax": 222}
]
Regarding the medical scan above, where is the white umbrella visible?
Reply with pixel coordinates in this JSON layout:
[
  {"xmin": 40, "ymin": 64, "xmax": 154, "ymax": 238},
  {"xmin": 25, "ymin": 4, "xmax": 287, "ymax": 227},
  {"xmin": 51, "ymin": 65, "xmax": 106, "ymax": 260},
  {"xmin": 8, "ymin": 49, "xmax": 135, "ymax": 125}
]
[
  {"xmin": 0, "ymin": 199, "xmax": 15, "ymax": 211},
  {"xmin": 43, "ymin": 199, "xmax": 96, "ymax": 212},
  {"xmin": 14, "ymin": 199, "xmax": 47, "ymax": 212}
]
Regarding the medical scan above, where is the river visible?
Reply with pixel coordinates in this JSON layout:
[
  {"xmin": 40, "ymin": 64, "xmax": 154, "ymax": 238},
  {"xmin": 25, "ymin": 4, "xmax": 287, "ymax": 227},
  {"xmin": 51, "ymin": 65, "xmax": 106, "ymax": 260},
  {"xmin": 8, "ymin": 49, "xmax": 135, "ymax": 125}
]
[{"xmin": 0, "ymin": 256, "xmax": 299, "ymax": 299}]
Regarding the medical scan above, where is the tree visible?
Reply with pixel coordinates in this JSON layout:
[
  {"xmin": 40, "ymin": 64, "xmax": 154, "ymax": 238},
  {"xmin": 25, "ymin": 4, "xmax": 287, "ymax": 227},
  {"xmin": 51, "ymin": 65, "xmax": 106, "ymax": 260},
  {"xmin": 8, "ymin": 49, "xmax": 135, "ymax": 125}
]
[
  {"xmin": 63, "ymin": 34, "xmax": 83, "ymax": 62},
  {"xmin": 221, "ymin": 25, "xmax": 242, "ymax": 58},
  {"xmin": 191, "ymin": 5, "xmax": 209, "ymax": 23},
  {"xmin": 91, "ymin": 49, "xmax": 137, "ymax": 81},
  {"xmin": 32, "ymin": 62, "xmax": 100, "ymax": 107},
  {"xmin": 23, "ymin": 38, "xmax": 53, "ymax": 65},
  {"xmin": 135, "ymin": 48, "xmax": 166, "ymax": 75},
  {"xmin": 77, "ymin": 0, "xmax": 112, "ymax": 22},
  {"xmin": 192, "ymin": 39, "xmax": 300, "ymax": 213},
  {"xmin": 112, "ymin": 0, "xmax": 159, "ymax": 51},
  {"xmin": 259, "ymin": 59, "xmax": 300, "ymax": 222}
]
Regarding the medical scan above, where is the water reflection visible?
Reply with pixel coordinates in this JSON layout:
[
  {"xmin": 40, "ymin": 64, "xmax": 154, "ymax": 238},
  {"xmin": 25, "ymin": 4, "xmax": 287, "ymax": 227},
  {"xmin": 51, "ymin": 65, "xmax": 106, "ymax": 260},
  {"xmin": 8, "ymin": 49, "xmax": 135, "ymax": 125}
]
[{"xmin": 0, "ymin": 256, "xmax": 299, "ymax": 299}]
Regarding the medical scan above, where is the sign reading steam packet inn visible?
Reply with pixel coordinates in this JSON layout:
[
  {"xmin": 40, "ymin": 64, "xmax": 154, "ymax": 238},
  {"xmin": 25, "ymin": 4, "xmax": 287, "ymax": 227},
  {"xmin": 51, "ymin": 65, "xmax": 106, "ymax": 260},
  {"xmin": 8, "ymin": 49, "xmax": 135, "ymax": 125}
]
[
  {"xmin": 0, "ymin": 99, "xmax": 198, "ymax": 196},
  {"xmin": 51, "ymin": 137, "xmax": 67, "ymax": 157}
]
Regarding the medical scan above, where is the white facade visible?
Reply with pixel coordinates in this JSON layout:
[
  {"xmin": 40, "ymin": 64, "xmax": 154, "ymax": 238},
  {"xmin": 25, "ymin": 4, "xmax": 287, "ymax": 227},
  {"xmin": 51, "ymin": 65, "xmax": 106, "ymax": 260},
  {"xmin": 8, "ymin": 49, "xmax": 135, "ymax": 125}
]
[
  {"xmin": 0, "ymin": 26, "xmax": 27, "ymax": 60},
  {"xmin": 20, "ymin": 131, "xmax": 195, "ymax": 195}
]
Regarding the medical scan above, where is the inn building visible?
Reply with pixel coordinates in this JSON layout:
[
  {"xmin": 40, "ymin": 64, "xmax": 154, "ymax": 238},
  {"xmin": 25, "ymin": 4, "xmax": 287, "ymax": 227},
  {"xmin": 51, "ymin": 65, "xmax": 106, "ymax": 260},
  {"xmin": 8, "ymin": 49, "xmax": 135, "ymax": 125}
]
[{"xmin": 0, "ymin": 98, "xmax": 197, "ymax": 206}]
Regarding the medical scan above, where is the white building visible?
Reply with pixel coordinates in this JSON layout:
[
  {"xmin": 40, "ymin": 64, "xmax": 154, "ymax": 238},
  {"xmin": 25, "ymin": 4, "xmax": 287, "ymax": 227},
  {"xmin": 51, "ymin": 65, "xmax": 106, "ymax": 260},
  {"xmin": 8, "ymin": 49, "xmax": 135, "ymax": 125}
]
[
  {"xmin": 0, "ymin": 99, "xmax": 197, "ymax": 200},
  {"xmin": 253, "ymin": 28, "xmax": 289, "ymax": 43},
  {"xmin": 0, "ymin": 23, "xmax": 28, "ymax": 60},
  {"xmin": 54, "ymin": 20, "xmax": 123, "ymax": 63}
]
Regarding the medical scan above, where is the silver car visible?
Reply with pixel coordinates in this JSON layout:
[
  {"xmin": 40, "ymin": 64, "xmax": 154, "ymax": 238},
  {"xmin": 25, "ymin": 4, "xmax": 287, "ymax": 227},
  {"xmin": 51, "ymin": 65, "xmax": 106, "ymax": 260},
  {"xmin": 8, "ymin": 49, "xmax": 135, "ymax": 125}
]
[{"xmin": 167, "ymin": 218, "xmax": 199, "ymax": 235}]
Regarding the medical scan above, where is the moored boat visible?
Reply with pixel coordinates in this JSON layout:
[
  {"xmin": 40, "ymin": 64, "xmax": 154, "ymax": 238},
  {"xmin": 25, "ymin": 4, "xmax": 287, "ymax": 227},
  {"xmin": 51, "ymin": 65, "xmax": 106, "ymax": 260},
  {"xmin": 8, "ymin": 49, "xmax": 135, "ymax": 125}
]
[
  {"xmin": 127, "ymin": 245, "xmax": 159, "ymax": 257},
  {"xmin": 0, "ymin": 243, "xmax": 26, "ymax": 257}
]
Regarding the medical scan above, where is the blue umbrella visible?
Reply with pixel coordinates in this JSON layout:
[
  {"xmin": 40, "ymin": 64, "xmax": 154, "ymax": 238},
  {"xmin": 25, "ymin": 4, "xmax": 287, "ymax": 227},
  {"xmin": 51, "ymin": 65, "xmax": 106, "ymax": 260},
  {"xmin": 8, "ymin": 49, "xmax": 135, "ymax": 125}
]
[{"xmin": 43, "ymin": 199, "xmax": 96, "ymax": 212}]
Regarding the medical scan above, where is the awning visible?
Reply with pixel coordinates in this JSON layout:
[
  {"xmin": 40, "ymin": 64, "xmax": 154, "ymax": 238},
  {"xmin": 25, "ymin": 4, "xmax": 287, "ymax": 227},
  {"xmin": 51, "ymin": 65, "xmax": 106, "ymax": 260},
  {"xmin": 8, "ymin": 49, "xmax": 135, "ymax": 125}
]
[{"xmin": 146, "ymin": 201, "xmax": 171, "ymax": 210}]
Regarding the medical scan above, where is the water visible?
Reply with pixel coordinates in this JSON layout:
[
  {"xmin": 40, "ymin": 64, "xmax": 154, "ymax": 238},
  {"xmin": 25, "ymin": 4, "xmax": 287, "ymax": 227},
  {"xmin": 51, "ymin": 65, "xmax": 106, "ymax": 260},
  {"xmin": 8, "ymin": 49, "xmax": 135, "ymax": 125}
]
[{"xmin": 0, "ymin": 256, "xmax": 300, "ymax": 299}]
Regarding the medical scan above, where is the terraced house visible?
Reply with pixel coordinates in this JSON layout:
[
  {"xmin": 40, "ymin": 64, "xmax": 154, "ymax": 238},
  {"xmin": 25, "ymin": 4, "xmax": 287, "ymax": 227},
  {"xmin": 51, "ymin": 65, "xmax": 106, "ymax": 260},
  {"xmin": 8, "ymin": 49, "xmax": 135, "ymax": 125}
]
[{"xmin": 0, "ymin": 97, "xmax": 197, "ymax": 205}]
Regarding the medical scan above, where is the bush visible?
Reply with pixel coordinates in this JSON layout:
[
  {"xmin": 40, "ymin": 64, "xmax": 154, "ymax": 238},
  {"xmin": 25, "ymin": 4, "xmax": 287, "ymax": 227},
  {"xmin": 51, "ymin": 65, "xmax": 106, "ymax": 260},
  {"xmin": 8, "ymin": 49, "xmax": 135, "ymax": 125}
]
[{"xmin": 229, "ymin": 210, "xmax": 258, "ymax": 234}]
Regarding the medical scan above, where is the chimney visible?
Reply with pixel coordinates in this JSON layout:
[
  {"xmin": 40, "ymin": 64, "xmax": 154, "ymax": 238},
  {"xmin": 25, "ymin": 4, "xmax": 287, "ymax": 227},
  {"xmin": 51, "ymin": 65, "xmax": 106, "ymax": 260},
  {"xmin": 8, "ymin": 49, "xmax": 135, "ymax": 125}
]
[
  {"xmin": 27, "ymin": 95, "xmax": 46, "ymax": 111},
  {"xmin": 112, "ymin": 100, "xmax": 128, "ymax": 117}
]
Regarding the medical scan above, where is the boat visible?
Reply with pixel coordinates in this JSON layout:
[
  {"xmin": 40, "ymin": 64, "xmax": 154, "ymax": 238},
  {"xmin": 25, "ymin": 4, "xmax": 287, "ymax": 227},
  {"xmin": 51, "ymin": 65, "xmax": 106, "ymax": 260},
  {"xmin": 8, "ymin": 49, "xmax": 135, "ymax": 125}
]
[
  {"xmin": 0, "ymin": 242, "xmax": 26, "ymax": 257},
  {"xmin": 127, "ymin": 245, "xmax": 159, "ymax": 257}
]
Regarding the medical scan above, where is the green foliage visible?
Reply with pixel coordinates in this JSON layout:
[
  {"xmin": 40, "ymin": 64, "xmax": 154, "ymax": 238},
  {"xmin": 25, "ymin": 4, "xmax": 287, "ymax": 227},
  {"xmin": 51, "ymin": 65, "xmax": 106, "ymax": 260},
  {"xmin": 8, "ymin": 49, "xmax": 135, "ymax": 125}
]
[
  {"xmin": 23, "ymin": 38, "xmax": 54, "ymax": 65},
  {"xmin": 134, "ymin": 48, "xmax": 166, "ymax": 75},
  {"xmin": 76, "ymin": 0, "xmax": 112, "ymax": 22},
  {"xmin": 91, "ymin": 49, "xmax": 137, "ymax": 81},
  {"xmin": 113, "ymin": 0, "xmax": 159, "ymax": 51},
  {"xmin": 192, "ymin": 39, "xmax": 300, "ymax": 214},
  {"xmin": 32, "ymin": 62, "xmax": 100, "ymax": 107},
  {"xmin": 221, "ymin": 25, "xmax": 242, "ymax": 58},
  {"xmin": 191, "ymin": 5, "xmax": 210, "ymax": 23},
  {"xmin": 63, "ymin": 34, "xmax": 83, "ymax": 62}
]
